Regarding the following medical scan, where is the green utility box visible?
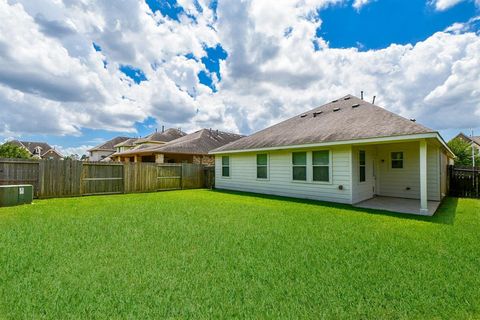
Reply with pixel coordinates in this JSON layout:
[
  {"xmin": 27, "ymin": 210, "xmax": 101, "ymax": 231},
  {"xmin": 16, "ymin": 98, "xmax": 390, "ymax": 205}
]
[{"xmin": 0, "ymin": 185, "xmax": 33, "ymax": 207}]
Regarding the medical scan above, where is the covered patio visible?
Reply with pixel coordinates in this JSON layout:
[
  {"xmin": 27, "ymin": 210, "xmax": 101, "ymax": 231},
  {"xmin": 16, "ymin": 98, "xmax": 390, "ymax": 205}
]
[{"xmin": 354, "ymin": 196, "xmax": 441, "ymax": 216}]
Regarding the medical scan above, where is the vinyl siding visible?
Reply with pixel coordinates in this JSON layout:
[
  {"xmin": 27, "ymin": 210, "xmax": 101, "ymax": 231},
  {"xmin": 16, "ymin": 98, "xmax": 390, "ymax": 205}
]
[
  {"xmin": 89, "ymin": 150, "xmax": 113, "ymax": 162},
  {"xmin": 376, "ymin": 141, "xmax": 440, "ymax": 201},
  {"xmin": 440, "ymin": 151, "xmax": 448, "ymax": 198},
  {"xmin": 215, "ymin": 146, "xmax": 352, "ymax": 204}
]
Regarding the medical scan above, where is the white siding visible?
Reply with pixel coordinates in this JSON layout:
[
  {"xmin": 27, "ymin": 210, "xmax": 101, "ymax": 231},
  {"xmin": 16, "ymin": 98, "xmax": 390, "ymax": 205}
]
[
  {"xmin": 376, "ymin": 141, "xmax": 440, "ymax": 201},
  {"xmin": 215, "ymin": 146, "xmax": 352, "ymax": 204},
  {"xmin": 440, "ymin": 151, "xmax": 448, "ymax": 198},
  {"xmin": 89, "ymin": 150, "xmax": 113, "ymax": 162}
]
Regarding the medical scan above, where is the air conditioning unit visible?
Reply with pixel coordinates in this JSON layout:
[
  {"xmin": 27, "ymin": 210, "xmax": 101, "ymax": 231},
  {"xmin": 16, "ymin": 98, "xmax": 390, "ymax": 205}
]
[{"xmin": 0, "ymin": 185, "xmax": 33, "ymax": 207}]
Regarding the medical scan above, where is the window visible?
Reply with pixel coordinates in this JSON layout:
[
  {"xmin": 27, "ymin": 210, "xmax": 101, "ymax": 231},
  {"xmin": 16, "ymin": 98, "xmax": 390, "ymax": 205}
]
[
  {"xmin": 222, "ymin": 156, "xmax": 230, "ymax": 177},
  {"xmin": 359, "ymin": 150, "xmax": 366, "ymax": 182},
  {"xmin": 292, "ymin": 152, "xmax": 307, "ymax": 181},
  {"xmin": 391, "ymin": 152, "xmax": 404, "ymax": 169},
  {"xmin": 312, "ymin": 150, "xmax": 330, "ymax": 182},
  {"xmin": 256, "ymin": 154, "xmax": 268, "ymax": 179}
]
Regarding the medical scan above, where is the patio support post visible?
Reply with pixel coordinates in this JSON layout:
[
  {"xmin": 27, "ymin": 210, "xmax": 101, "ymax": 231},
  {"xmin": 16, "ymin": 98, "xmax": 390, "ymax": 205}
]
[
  {"xmin": 155, "ymin": 154, "xmax": 164, "ymax": 164},
  {"xmin": 419, "ymin": 139, "xmax": 428, "ymax": 214}
]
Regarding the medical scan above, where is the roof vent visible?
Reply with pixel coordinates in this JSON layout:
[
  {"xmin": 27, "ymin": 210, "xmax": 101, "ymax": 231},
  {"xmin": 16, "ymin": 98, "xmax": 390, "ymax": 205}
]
[
  {"xmin": 344, "ymin": 97, "xmax": 351, "ymax": 100},
  {"xmin": 352, "ymin": 104, "xmax": 360, "ymax": 108},
  {"xmin": 410, "ymin": 119, "xmax": 416, "ymax": 122},
  {"xmin": 332, "ymin": 99, "xmax": 338, "ymax": 103},
  {"xmin": 313, "ymin": 111, "xmax": 323, "ymax": 117},
  {"xmin": 333, "ymin": 107, "xmax": 340, "ymax": 112},
  {"xmin": 300, "ymin": 114, "xmax": 308, "ymax": 118}
]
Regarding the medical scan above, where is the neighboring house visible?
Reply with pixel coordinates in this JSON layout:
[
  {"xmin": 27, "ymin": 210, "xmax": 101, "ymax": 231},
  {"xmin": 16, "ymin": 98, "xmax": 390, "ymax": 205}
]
[
  {"xmin": 87, "ymin": 136, "xmax": 131, "ymax": 162},
  {"xmin": 9, "ymin": 140, "xmax": 63, "ymax": 160},
  {"xmin": 113, "ymin": 138, "xmax": 139, "ymax": 153},
  {"xmin": 114, "ymin": 129, "xmax": 243, "ymax": 164},
  {"xmin": 210, "ymin": 95, "xmax": 455, "ymax": 216},
  {"xmin": 451, "ymin": 132, "xmax": 480, "ymax": 155},
  {"xmin": 110, "ymin": 128, "xmax": 186, "ymax": 162}
]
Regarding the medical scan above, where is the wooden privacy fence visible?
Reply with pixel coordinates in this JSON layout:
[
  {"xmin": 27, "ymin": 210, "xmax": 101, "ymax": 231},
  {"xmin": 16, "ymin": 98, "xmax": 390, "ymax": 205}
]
[
  {"xmin": 203, "ymin": 166, "xmax": 215, "ymax": 189},
  {"xmin": 449, "ymin": 166, "xmax": 480, "ymax": 198},
  {"xmin": 0, "ymin": 158, "xmax": 213, "ymax": 199}
]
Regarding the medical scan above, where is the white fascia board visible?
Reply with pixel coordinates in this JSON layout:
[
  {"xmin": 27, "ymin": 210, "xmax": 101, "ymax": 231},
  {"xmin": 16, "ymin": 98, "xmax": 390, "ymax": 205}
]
[{"xmin": 210, "ymin": 133, "xmax": 447, "ymax": 155}]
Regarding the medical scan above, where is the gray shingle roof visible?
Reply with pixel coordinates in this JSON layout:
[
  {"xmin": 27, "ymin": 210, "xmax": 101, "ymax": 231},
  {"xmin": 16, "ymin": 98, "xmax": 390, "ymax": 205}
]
[
  {"xmin": 116, "ymin": 129, "xmax": 244, "ymax": 156},
  {"xmin": 114, "ymin": 138, "xmax": 138, "ymax": 148},
  {"xmin": 16, "ymin": 141, "xmax": 52, "ymax": 154},
  {"xmin": 212, "ymin": 94, "xmax": 435, "ymax": 153},
  {"xmin": 450, "ymin": 133, "xmax": 480, "ymax": 146},
  {"xmin": 8, "ymin": 140, "xmax": 63, "ymax": 157},
  {"xmin": 88, "ymin": 136, "xmax": 131, "ymax": 152},
  {"xmin": 134, "ymin": 128, "xmax": 186, "ymax": 144},
  {"xmin": 472, "ymin": 136, "xmax": 480, "ymax": 146}
]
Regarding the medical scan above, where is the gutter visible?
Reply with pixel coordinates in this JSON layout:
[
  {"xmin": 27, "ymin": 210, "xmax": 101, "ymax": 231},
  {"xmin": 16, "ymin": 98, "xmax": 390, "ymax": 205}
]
[{"xmin": 210, "ymin": 132, "xmax": 456, "ymax": 158}]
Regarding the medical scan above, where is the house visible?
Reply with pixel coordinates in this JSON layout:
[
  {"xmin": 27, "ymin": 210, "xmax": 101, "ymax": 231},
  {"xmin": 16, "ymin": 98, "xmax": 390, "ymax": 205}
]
[
  {"xmin": 210, "ymin": 95, "xmax": 455, "ymax": 216},
  {"xmin": 113, "ymin": 138, "xmax": 139, "ymax": 153},
  {"xmin": 451, "ymin": 132, "xmax": 480, "ymax": 155},
  {"xmin": 8, "ymin": 140, "xmax": 63, "ymax": 160},
  {"xmin": 110, "ymin": 128, "xmax": 186, "ymax": 162},
  {"xmin": 114, "ymin": 129, "xmax": 243, "ymax": 164},
  {"xmin": 87, "ymin": 136, "xmax": 131, "ymax": 161}
]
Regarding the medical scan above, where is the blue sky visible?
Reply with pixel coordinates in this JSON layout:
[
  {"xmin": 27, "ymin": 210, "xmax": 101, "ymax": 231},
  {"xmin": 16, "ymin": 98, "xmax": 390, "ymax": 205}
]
[
  {"xmin": 0, "ymin": 0, "xmax": 479, "ymax": 155},
  {"xmin": 319, "ymin": 0, "xmax": 477, "ymax": 49}
]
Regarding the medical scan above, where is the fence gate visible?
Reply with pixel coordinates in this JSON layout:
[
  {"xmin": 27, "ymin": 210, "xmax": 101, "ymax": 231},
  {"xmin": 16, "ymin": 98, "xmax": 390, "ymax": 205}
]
[
  {"xmin": 203, "ymin": 166, "xmax": 215, "ymax": 189},
  {"xmin": 81, "ymin": 163, "xmax": 124, "ymax": 195},
  {"xmin": 449, "ymin": 166, "xmax": 480, "ymax": 198},
  {"xmin": 157, "ymin": 164, "xmax": 182, "ymax": 190},
  {"xmin": 0, "ymin": 159, "xmax": 39, "ymax": 196}
]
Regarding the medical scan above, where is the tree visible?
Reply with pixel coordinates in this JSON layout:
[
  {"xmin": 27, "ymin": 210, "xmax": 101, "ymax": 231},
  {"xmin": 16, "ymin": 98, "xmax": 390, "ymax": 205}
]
[
  {"xmin": 0, "ymin": 142, "xmax": 31, "ymax": 159},
  {"xmin": 64, "ymin": 154, "xmax": 79, "ymax": 161},
  {"xmin": 448, "ymin": 138, "xmax": 480, "ymax": 167}
]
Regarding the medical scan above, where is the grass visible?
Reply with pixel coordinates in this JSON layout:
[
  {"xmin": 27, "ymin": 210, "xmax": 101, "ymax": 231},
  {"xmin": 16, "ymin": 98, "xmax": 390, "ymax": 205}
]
[{"xmin": 0, "ymin": 190, "xmax": 479, "ymax": 319}]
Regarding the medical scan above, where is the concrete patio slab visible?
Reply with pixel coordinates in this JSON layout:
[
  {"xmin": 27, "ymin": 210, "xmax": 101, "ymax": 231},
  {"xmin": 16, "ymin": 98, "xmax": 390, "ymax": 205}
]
[{"xmin": 354, "ymin": 196, "xmax": 441, "ymax": 216}]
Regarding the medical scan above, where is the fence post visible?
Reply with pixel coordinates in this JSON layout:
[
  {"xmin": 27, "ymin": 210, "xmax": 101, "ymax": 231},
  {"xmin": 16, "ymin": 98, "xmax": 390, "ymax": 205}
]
[
  {"xmin": 38, "ymin": 160, "xmax": 45, "ymax": 198},
  {"xmin": 181, "ymin": 163, "xmax": 184, "ymax": 190},
  {"xmin": 122, "ymin": 162, "xmax": 126, "ymax": 194}
]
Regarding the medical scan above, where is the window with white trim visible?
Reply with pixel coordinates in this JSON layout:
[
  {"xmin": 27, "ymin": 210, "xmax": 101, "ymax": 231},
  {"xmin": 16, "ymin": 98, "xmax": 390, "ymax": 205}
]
[
  {"xmin": 312, "ymin": 150, "xmax": 330, "ymax": 182},
  {"xmin": 256, "ymin": 154, "xmax": 268, "ymax": 179},
  {"xmin": 292, "ymin": 152, "xmax": 307, "ymax": 181},
  {"xmin": 391, "ymin": 152, "xmax": 404, "ymax": 169},
  {"xmin": 359, "ymin": 150, "xmax": 366, "ymax": 182},
  {"xmin": 222, "ymin": 156, "xmax": 230, "ymax": 177}
]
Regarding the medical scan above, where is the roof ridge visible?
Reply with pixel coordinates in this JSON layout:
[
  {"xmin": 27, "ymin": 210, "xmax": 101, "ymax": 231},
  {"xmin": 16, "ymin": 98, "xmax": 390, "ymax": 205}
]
[{"xmin": 212, "ymin": 95, "xmax": 436, "ymax": 153}]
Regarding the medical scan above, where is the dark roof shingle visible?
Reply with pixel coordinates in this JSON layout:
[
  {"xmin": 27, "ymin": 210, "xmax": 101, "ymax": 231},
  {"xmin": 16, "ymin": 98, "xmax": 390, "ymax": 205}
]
[
  {"xmin": 212, "ymin": 95, "xmax": 434, "ymax": 153},
  {"xmin": 134, "ymin": 128, "xmax": 186, "ymax": 144},
  {"xmin": 116, "ymin": 129, "xmax": 243, "ymax": 156},
  {"xmin": 88, "ymin": 136, "xmax": 131, "ymax": 152}
]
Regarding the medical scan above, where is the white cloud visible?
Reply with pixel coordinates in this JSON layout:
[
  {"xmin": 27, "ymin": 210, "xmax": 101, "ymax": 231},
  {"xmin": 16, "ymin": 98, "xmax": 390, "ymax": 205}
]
[
  {"xmin": 352, "ymin": 0, "xmax": 375, "ymax": 10},
  {"xmin": 431, "ymin": 0, "xmax": 480, "ymax": 11},
  {"xmin": 0, "ymin": 0, "xmax": 479, "ymax": 151},
  {"xmin": 212, "ymin": 0, "xmax": 480, "ymax": 133},
  {"xmin": 55, "ymin": 145, "xmax": 93, "ymax": 157}
]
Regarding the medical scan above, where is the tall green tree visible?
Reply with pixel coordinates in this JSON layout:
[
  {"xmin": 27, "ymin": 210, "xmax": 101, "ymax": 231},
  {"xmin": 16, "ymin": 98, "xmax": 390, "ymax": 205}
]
[
  {"xmin": 448, "ymin": 138, "xmax": 480, "ymax": 167},
  {"xmin": 0, "ymin": 142, "xmax": 31, "ymax": 159}
]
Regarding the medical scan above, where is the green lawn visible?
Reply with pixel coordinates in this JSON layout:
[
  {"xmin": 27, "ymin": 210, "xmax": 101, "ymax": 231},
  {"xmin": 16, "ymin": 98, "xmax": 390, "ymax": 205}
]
[{"xmin": 0, "ymin": 190, "xmax": 479, "ymax": 319}]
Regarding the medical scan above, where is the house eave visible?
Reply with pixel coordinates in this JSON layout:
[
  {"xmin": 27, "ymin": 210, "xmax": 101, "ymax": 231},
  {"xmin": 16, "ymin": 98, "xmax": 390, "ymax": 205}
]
[
  {"xmin": 41, "ymin": 148, "xmax": 63, "ymax": 158},
  {"xmin": 210, "ymin": 132, "xmax": 456, "ymax": 158}
]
